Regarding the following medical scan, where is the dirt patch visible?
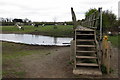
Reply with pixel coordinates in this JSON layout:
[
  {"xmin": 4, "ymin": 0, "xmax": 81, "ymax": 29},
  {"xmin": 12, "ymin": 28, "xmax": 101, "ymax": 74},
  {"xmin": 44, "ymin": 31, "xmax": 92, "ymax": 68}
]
[
  {"xmin": 2, "ymin": 42, "xmax": 74, "ymax": 78},
  {"xmin": 20, "ymin": 47, "xmax": 119, "ymax": 78},
  {"xmin": 110, "ymin": 47, "xmax": 118, "ymax": 78},
  {"xmin": 101, "ymin": 47, "xmax": 119, "ymax": 78},
  {"xmin": 20, "ymin": 47, "xmax": 74, "ymax": 78}
]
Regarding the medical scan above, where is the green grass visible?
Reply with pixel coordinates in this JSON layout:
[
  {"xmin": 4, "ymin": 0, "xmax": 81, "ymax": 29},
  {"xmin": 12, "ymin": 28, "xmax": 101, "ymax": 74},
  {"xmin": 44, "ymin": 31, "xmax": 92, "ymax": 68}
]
[
  {"xmin": 101, "ymin": 64, "xmax": 107, "ymax": 74},
  {"xmin": 2, "ymin": 70, "xmax": 26, "ymax": 78},
  {"xmin": 2, "ymin": 42, "xmax": 33, "ymax": 78},
  {"xmin": 1, "ymin": 25, "xmax": 73, "ymax": 37},
  {"xmin": 2, "ymin": 42, "xmax": 49, "ymax": 60},
  {"xmin": 2, "ymin": 41, "xmax": 55, "ymax": 78},
  {"xmin": 108, "ymin": 35, "xmax": 119, "ymax": 47},
  {"xmin": 13, "ymin": 71, "xmax": 26, "ymax": 77}
]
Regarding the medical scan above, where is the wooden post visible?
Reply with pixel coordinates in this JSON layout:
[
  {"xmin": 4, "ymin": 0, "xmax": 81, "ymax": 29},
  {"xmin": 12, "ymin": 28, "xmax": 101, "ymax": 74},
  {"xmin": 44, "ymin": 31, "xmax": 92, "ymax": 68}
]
[
  {"xmin": 102, "ymin": 36, "xmax": 112, "ymax": 74},
  {"xmin": 70, "ymin": 40, "xmax": 76, "ymax": 68},
  {"xmin": 70, "ymin": 40, "xmax": 75, "ymax": 61},
  {"xmin": 71, "ymin": 7, "xmax": 77, "ymax": 40},
  {"xmin": 71, "ymin": 7, "xmax": 77, "ymax": 30}
]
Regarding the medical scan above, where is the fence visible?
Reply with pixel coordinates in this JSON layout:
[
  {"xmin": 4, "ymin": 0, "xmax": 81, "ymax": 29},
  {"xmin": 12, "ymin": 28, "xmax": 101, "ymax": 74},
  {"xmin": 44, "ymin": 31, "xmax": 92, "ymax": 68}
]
[{"xmin": 81, "ymin": 8, "xmax": 103, "ymax": 41}]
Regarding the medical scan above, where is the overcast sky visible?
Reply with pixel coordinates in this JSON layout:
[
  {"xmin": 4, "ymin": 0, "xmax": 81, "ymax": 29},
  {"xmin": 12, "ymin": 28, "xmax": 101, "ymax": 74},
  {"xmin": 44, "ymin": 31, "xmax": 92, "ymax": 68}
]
[{"xmin": 0, "ymin": 0, "xmax": 119, "ymax": 22}]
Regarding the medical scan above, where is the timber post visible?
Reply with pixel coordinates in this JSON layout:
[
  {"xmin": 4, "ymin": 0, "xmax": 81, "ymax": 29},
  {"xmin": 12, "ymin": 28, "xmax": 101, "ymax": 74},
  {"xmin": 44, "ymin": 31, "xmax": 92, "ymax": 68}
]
[{"xmin": 102, "ymin": 36, "xmax": 112, "ymax": 74}]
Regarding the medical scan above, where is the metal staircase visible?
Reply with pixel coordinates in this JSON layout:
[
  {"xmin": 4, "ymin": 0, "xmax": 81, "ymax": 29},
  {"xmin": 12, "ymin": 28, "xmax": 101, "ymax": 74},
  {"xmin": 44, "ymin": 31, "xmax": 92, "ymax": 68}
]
[{"xmin": 73, "ymin": 28, "xmax": 102, "ymax": 75}]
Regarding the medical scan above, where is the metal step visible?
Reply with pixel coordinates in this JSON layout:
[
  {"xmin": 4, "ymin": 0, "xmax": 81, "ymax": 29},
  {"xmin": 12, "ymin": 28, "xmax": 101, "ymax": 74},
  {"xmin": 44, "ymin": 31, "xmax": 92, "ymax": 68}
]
[
  {"xmin": 76, "ymin": 39, "xmax": 95, "ymax": 42},
  {"xmin": 76, "ymin": 51, "xmax": 96, "ymax": 53},
  {"xmin": 76, "ymin": 56, "xmax": 97, "ymax": 59},
  {"xmin": 76, "ymin": 63, "xmax": 99, "ymax": 67},
  {"xmin": 76, "ymin": 45, "xmax": 96, "ymax": 47}
]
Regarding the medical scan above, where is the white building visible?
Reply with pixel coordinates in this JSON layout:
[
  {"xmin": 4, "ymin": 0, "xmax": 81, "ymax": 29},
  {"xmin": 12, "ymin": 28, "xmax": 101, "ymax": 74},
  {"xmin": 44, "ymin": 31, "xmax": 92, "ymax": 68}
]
[{"xmin": 118, "ymin": 1, "xmax": 120, "ymax": 19}]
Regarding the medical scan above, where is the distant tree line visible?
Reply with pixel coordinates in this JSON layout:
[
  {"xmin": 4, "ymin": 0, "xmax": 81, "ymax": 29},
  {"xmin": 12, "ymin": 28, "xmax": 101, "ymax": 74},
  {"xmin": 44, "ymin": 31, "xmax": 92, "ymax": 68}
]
[
  {"xmin": 0, "ymin": 18, "xmax": 31, "ymax": 26},
  {"xmin": 34, "ymin": 21, "xmax": 73, "ymax": 25},
  {"xmin": 0, "ymin": 17, "xmax": 73, "ymax": 26}
]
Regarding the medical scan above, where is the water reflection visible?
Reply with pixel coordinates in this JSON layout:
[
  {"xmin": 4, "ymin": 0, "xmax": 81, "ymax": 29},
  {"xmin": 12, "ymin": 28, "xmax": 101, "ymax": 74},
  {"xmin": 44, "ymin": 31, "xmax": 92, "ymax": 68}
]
[
  {"xmin": 0, "ymin": 34, "xmax": 73, "ymax": 46},
  {"xmin": 53, "ymin": 37, "xmax": 57, "ymax": 44}
]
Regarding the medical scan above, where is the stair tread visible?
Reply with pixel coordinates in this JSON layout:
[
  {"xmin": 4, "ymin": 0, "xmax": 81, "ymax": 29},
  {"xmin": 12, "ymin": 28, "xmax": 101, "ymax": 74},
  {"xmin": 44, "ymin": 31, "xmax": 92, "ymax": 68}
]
[
  {"xmin": 76, "ymin": 56, "xmax": 97, "ymax": 59},
  {"xmin": 73, "ymin": 68, "xmax": 102, "ymax": 75},
  {"xmin": 76, "ymin": 34, "xmax": 94, "ymax": 35},
  {"xmin": 76, "ymin": 63, "xmax": 99, "ymax": 67},
  {"xmin": 76, "ymin": 29, "xmax": 95, "ymax": 31},
  {"xmin": 76, "ymin": 39, "xmax": 95, "ymax": 41},
  {"xmin": 76, "ymin": 45, "xmax": 95, "ymax": 47},
  {"xmin": 76, "ymin": 51, "xmax": 96, "ymax": 53}
]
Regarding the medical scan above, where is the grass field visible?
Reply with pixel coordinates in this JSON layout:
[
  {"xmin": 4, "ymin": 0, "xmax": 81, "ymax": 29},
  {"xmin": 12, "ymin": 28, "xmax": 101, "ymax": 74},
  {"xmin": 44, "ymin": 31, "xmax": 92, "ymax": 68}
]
[
  {"xmin": 1, "ymin": 25, "xmax": 73, "ymax": 37},
  {"xmin": 108, "ymin": 35, "xmax": 119, "ymax": 47}
]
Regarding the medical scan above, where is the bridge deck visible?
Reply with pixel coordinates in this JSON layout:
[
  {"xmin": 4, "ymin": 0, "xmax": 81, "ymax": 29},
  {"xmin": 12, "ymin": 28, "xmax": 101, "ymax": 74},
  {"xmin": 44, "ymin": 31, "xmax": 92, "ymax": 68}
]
[{"xmin": 76, "ymin": 26, "xmax": 94, "ymax": 31}]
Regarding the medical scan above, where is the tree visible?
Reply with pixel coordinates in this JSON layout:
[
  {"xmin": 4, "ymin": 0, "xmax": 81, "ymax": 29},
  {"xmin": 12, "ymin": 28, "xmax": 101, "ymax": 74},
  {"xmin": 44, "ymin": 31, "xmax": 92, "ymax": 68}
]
[
  {"xmin": 102, "ymin": 10, "xmax": 116, "ymax": 31},
  {"xmin": 85, "ymin": 8, "xmax": 97, "ymax": 17},
  {"xmin": 85, "ymin": 8, "xmax": 117, "ymax": 32},
  {"xmin": 23, "ymin": 18, "xmax": 31, "ymax": 23},
  {"xmin": 12, "ymin": 19, "xmax": 23, "ymax": 23},
  {"xmin": 117, "ymin": 19, "xmax": 120, "ymax": 26}
]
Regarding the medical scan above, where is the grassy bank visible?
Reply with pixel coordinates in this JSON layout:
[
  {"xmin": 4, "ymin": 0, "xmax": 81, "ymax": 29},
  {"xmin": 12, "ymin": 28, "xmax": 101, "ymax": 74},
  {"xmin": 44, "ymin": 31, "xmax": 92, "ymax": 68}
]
[
  {"xmin": 1, "ymin": 25, "xmax": 73, "ymax": 37},
  {"xmin": 108, "ymin": 35, "xmax": 119, "ymax": 47},
  {"xmin": 2, "ymin": 41, "xmax": 61, "ymax": 78}
]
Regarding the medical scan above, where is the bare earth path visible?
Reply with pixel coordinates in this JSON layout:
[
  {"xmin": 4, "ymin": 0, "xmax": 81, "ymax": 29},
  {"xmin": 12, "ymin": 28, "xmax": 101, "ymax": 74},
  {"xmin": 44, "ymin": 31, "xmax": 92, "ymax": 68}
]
[
  {"xmin": 20, "ymin": 46, "xmax": 119, "ymax": 78},
  {"xmin": 109, "ymin": 47, "xmax": 119, "ymax": 78},
  {"xmin": 20, "ymin": 47, "xmax": 74, "ymax": 78},
  {"xmin": 2, "ymin": 41, "xmax": 119, "ymax": 78}
]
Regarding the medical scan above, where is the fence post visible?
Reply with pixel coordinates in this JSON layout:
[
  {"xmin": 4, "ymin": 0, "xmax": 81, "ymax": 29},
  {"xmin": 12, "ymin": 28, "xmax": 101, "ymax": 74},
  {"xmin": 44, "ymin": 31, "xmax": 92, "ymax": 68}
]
[{"xmin": 102, "ymin": 36, "xmax": 111, "ymax": 74}]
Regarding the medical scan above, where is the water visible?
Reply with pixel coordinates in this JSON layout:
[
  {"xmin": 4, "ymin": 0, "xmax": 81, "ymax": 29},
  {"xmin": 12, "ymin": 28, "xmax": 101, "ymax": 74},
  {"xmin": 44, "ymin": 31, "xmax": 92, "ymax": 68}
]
[{"xmin": 0, "ymin": 34, "xmax": 73, "ymax": 46}]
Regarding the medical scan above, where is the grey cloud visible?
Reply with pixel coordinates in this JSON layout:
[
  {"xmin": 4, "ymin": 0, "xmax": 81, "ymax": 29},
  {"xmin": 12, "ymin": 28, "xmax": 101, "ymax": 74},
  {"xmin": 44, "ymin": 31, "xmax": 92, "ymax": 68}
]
[
  {"xmin": 0, "ymin": 0, "xmax": 119, "ymax": 22},
  {"xmin": 80, "ymin": 0, "xmax": 114, "ymax": 5}
]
